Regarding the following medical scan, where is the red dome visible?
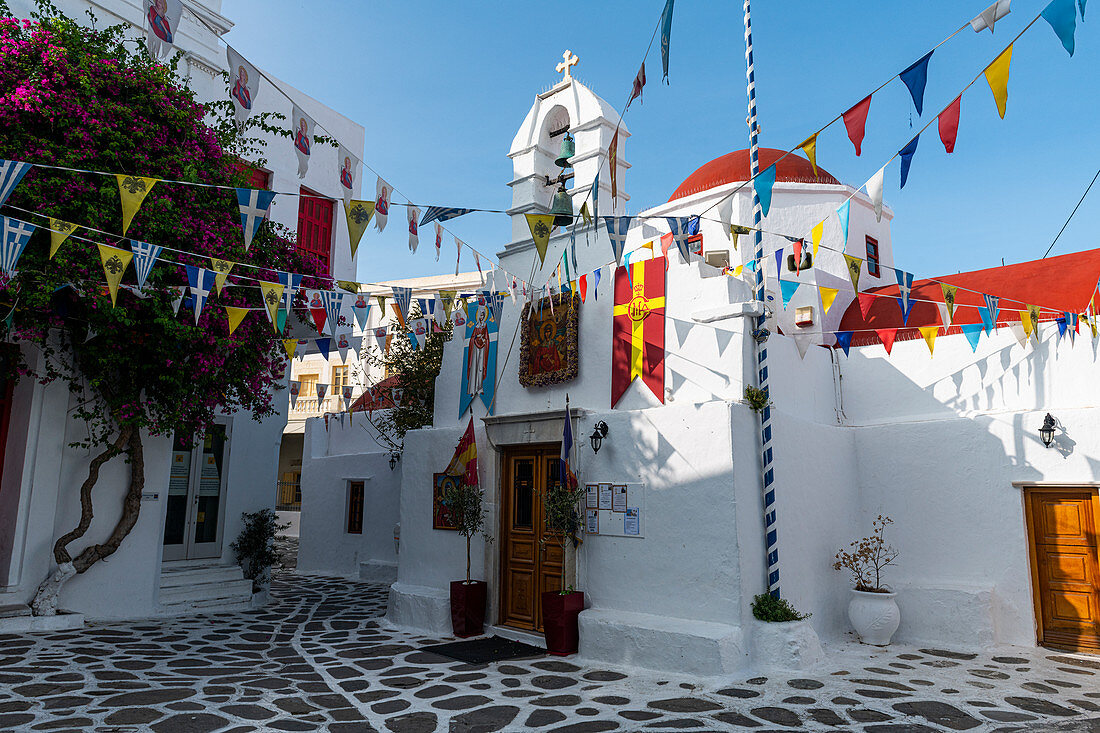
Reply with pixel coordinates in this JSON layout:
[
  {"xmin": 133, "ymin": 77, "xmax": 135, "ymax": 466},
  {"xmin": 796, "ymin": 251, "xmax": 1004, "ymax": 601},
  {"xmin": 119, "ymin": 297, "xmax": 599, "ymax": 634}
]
[{"xmin": 668, "ymin": 148, "xmax": 839, "ymax": 202}]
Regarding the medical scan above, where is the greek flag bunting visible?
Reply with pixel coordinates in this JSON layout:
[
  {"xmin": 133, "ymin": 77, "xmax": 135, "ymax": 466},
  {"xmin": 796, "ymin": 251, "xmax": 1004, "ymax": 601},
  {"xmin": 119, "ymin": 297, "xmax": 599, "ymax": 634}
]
[
  {"xmin": 0, "ymin": 160, "xmax": 31, "ymax": 208},
  {"xmin": 603, "ymin": 216, "xmax": 632, "ymax": 266},
  {"xmin": 277, "ymin": 271, "xmax": 303, "ymax": 315},
  {"xmin": 0, "ymin": 216, "xmax": 36, "ymax": 276},
  {"xmin": 419, "ymin": 206, "xmax": 472, "ymax": 227},
  {"xmin": 665, "ymin": 217, "xmax": 694, "ymax": 262},
  {"xmin": 983, "ymin": 293, "xmax": 1000, "ymax": 330},
  {"xmin": 896, "ymin": 269, "xmax": 914, "ymax": 325},
  {"xmin": 129, "ymin": 240, "xmax": 163, "ymax": 290},
  {"xmin": 185, "ymin": 265, "xmax": 218, "ymax": 325},
  {"xmin": 320, "ymin": 290, "xmax": 345, "ymax": 337},
  {"xmin": 235, "ymin": 187, "xmax": 276, "ymax": 251},
  {"xmin": 392, "ymin": 286, "xmax": 412, "ymax": 322}
]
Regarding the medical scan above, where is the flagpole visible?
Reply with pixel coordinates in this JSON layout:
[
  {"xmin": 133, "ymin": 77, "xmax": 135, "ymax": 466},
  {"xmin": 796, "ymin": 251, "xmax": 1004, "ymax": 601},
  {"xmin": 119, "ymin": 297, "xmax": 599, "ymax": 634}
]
[{"xmin": 744, "ymin": 0, "xmax": 781, "ymax": 598}]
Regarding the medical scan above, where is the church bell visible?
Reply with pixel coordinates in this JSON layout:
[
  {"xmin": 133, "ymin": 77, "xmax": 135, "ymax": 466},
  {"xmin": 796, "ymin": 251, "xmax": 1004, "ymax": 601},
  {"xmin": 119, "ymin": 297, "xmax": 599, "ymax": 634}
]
[
  {"xmin": 554, "ymin": 133, "xmax": 575, "ymax": 169},
  {"xmin": 549, "ymin": 183, "xmax": 573, "ymax": 227}
]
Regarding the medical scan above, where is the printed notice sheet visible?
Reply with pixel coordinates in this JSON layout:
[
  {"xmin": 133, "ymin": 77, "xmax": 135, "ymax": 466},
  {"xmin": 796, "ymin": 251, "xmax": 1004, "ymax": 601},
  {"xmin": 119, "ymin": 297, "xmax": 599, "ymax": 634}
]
[
  {"xmin": 612, "ymin": 484, "xmax": 627, "ymax": 512},
  {"xmin": 624, "ymin": 507, "xmax": 640, "ymax": 535},
  {"xmin": 586, "ymin": 484, "xmax": 598, "ymax": 509},
  {"xmin": 586, "ymin": 508, "xmax": 599, "ymax": 535},
  {"xmin": 582, "ymin": 482, "xmax": 645, "ymax": 538},
  {"xmin": 598, "ymin": 483, "xmax": 613, "ymax": 510}
]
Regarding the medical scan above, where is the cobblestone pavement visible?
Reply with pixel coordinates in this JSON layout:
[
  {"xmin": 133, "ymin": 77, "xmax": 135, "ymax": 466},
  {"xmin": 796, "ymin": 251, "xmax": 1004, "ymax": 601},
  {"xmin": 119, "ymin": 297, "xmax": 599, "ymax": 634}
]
[{"xmin": 1, "ymin": 573, "xmax": 1098, "ymax": 732}]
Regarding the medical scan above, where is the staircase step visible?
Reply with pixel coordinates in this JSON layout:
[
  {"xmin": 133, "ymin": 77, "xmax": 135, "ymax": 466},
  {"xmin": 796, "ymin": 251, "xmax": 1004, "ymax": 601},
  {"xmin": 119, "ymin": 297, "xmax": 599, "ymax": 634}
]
[
  {"xmin": 160, "ymin": 578, "xmax": 253, "ymax": 606},
  {"xmin": 0, "ymin": 603, "xmax": 32, "ymax": 619},
  {"xmin": 160, "ymin": 564, "xmax": 244, "ymax": 588}
]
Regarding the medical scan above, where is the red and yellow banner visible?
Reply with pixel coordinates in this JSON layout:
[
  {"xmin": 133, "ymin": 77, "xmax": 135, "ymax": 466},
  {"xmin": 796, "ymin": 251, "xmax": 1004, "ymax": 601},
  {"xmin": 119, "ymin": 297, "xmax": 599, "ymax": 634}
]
[{"xmin": 612, "ymin": 256, "xmax": 665, "ymax": 407}]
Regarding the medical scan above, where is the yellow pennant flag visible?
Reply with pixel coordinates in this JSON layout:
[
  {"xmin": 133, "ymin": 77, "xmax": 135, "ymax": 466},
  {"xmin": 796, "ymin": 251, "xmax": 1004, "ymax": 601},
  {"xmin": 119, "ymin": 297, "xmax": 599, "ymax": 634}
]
[
  {"xmin": 1020, "ymin": 309, "xmax": 1034, "ymax": 338},
  {"xmin": 259, "ymin": 281, "xmax": 284, "ymax": 329},
  {"xmin": 337, "ymin": 280, "xmax": 359, "ymax": 293},
  {"xmin": 115, "ymin": 175, "xmax": 158, "ymax": 235},
  {"xmin": 210, "ymin": 258, "xmax": 235, "ymax": 296},
  {"xmin": 48, "ymin": 219, "xmax": 78, "ymax": 259},
  {"xmin": 225, "ymin": 306, "xmax": 250, "ymax": 335},
  {"xmin": 983, "ymin": 44, "xmax": 1013, "ymax": 120},
  {"xmin": 344, "ymin": 200, "xmax": 375, "ymax": 256},
  {"xmin": 282, "ymin": 338, "xmax": 298, "ymax": 359},
  {"xmin": 97, "ymin": 243, "xmax": 133, "ymax": 307},
  {"xmin": 798, "ymin": 133, "xmax": 819, "ymax": 177},
  {"xmin": 810, "ymin": 220, "xmax": 824, "ymax": 258},
  {"xmin": 580, "ymin": 201, "xmax": 592, "ymax": 225},
  {"xmin": 1027, "ymin": 304, "xmax": 1041, "ymax": 339},
  {"xmin": 732, "ymin": 264, "xmax": 744, "ymax": 277},
  {"xmin": 919, "ymin": 326, "xmax": 938, "ymax": 355},
  {"xmin": 525, "ymin": 213, "xmax": 555, "ymax": 264},
  {"xmin": 940, "ymin": 283, "xmax": 958, "ymax": 320},
  {"xmin": 843, "ymin": 254, "xmax": 863, "ymax": 292},
  {"xmin": 819, "ymin": 286, "xmax": 839, "ymax": 315},
  {"xmin": 730, "ymin": 224, "xmax": 750, "ymax": 251}
]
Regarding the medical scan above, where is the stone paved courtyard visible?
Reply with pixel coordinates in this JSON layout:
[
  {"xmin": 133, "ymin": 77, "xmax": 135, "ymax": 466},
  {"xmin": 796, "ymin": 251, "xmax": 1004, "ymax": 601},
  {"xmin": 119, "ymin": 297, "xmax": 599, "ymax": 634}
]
[{"xmin": 1, "ymin": 572, "xmax": 1099, "ymax": 732}]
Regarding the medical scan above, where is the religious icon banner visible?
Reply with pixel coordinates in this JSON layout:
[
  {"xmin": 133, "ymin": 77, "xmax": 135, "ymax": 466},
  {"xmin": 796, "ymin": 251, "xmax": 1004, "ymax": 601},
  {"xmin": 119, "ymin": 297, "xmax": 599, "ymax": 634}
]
[
  {"xmin": 519, "ymin": 291, "xmax": 579, "ymax": 388},
  {"xmin": 144, "ymin": 0, "xmax": 182, "ymax": 59},
  {"xmin": 226, "ymin": 46, "xmax": 259, "ymax": 128},
  {"xmin": 612, "ymin": 256, "xmax": 666, "ymax": 408},
  {"xmin": 291, "ymin": 105, "xmax": 315, "ymax": 178},
  {"xmin": 458, "ymin": 299, "xmax": 498, "ymax": 417},
  {"xmin": 337, "ymin": 145, "xmax": 360, "ymax": 205}
]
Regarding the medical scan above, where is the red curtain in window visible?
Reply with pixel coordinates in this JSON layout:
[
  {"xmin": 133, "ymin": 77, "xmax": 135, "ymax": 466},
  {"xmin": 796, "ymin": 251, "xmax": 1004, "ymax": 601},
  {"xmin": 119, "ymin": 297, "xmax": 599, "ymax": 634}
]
[{"xmin": 297, "ymin": 187, "xmax": 333, "ymax": 275}]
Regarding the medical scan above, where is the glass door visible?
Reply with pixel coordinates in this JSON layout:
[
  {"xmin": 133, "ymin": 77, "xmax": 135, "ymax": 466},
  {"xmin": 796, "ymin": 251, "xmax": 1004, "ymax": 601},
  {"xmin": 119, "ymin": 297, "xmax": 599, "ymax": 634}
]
[{"xmin": 162, "ymin": 420, "xmax": 231, "ymax": 561}]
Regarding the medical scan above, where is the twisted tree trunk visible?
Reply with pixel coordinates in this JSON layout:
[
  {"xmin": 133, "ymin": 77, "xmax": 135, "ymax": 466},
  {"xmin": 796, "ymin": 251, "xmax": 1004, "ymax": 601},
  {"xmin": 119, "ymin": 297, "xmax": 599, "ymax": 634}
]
[{"xmin": 31, "ymin": 428, "xmax": 146, "ymax": 615}]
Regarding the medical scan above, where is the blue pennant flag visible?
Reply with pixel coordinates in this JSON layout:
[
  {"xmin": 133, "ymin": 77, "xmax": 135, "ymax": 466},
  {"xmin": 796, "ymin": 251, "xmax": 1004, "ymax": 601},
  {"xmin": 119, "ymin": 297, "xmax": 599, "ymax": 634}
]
[
  {"xmin": 185, "ymin": 265, "xmax": 218, "ymax": 325},
  {"xmin": 896, "ymin": 270, "xmax": 914, "ymax": 325},
  {"xmin": 978, "ymin": 307, "xmax": 995, "ymax": 334},
  {"xmin": 129, "ymin": 239, "xmax": 163, "ymax": 290},
  {"xmin": 898, "ymin": 136, "xmax": 920, "ymax": 189},
  {"xmin": 780, "ymin": 280, "xmax": 800, "ymax": 309},
  {"xmin": 960, "ymin": 323, "xmax": 984, "ymax": 351},
  {"xmin": 899, "ymin": 50, "xmax": 934, "ymax": 115},
  {"xmin": 755, "ymin": 164, "xmax": 777, "ymax": 217},
  {"xmin": 983, "ymin": 293, "xmax": 1000, "ymax": 330},
  {"xmin": 837, "ymin": 199, "xmax": 851, "ymax": 245},
  {"xmin": 315, "ymin": 337, "xmax": 331, "ymax": 361},
  {"xmin": 593, "ymin": 267, "xmax": 601, "ymax": 300},
  {"xmin": 235, "ymin": 187, "xmax": 276, "ymax": 250},
  {"xmin": 660, "ymin": 0, "xmax": 675, "ymax": 82},
  {"xmin": 1042, "ymin": 0, "xmax": 1078, "ymax": 56},
  {"xmin": 419, "ymin": 206, "xmax": 473, "ymax": 227},
  {"xmin": 591, "ymin": 171, "xmax": 599, "ymax": 223},
  {"xmin": 0, "ymin": 215, "xmax": 36, "ymax": 277},
  {"xmin": 665, "ymin": 216, "xmax": 695, "ymax": 262},
  {"xmin": 603, "ymin": 216, "xmax": 632, "ymax": 265},
  {"xmin": 1056, "ymin": 316, "xmax": 1068, "ymax": 339},
  {"xmin": 774, "ymin": 248, "xmax": 785, "ymax": 279},
  {"xmin": 0, "ymin": 160, "xmax": 31, "ymax": 208},
  {"xmin": 835, "ymin": 331, "xmax": 854, "ymax": 356},
  {"xmin": 1081, "ymin": 0, "xmax": 1087, "ymax": 20}
]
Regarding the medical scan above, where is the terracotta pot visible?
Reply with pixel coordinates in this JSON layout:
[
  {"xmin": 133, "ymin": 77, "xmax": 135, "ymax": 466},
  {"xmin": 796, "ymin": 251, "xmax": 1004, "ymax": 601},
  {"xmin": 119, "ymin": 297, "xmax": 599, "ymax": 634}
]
[
  {"xmin": 542, "ymin": 590, "xmax": 584, "ymax": 656},
  {"xmin": 450, "ymin": 580, "xmax": 487, "ymax": 638},
  {"xmin": 848, "ymin": 589, "xmax": 900, "ymax": 646}
]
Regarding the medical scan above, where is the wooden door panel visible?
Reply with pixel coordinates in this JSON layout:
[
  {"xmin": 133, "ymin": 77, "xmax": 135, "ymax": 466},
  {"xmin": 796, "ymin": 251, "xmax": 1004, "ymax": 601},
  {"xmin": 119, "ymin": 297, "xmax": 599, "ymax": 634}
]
[{"xmin": 1036, "ymin": 496, "xmax": 1092, "ymax": 545}]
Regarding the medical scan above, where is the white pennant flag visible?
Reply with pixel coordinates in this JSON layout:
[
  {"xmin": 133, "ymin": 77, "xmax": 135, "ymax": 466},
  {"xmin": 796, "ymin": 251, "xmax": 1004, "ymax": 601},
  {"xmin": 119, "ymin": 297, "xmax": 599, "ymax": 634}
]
[
  {"xmin": 970, "ymin": 0, "xmax": 1012, "ymax": 32},
  {"xmin": 171, "ymin": 285, "xmax": 187, "ymax": 314},
  {"xmin": 289, "ymin": 380, "xmax": 301, "ymax": 409},
  {"xmin": 373, "ymin": 326, "xmax": 387, "ymax": 353},
  {"xmin": 336, "ymin": 332, "xmax": 351, "ymax": 362},
  {"xmin": 143, "ymin": 0, "xmax": 182, "ymax": 59},
  {"xmin": 407, "ymin": 206, "xmax": 420, "ymax": 252},
  {"xmin": 316, "ymin": 382, "xmax": 328, "ymax": 403},
  {"xmin": 226, "ymin": 46, "xmax": 260, "ymax": 128},
  {"xmin": 374, "ymin": 177, "xmax": 391, "ymax": 231},
  {"xmin": 454, "ymin": 235, "xmax": 463, "ymax": 276},
  {"xmin": 434, "ymin": 222, "xmax": 443, "ymax": 261},
  {"xmin": 291, "ymin": 104, "xmax": 315, "ymax": 178},
  {"xmin": 866, "ymin": 165, "xmax": 886, "ymax": 222},
  {"xmin": 337, "ymin": 145, "xmax": 360, "ymax": 205},
  {"xmin": 351, "ymin": 292, "xmax": 371, "ymax": 331}
]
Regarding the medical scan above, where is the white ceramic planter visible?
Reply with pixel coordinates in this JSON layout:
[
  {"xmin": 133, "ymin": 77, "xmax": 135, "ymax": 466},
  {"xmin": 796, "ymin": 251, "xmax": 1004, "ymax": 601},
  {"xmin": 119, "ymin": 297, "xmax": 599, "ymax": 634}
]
[{"xmin": 848, "ymin": 589, "xmax": 900, "ymax": 646}]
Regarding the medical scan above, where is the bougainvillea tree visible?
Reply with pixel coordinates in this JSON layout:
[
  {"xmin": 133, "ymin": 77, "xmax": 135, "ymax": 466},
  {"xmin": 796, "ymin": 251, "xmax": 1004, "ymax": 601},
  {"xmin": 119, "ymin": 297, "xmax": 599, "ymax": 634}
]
[{"xmin": 0, "ymin": 3, "xmax": 329, "ymax": 613}]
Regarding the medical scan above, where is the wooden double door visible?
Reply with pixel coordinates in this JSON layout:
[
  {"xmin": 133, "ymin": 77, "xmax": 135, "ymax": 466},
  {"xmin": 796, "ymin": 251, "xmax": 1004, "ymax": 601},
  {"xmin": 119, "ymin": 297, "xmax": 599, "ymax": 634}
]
[
  {"xmin": 500, "ymin": 447, "xmax": 564, "ymax": 632},
  {"xmin": 1025, "ymin": 488, "xmax": 1100, "ymax": 651}
]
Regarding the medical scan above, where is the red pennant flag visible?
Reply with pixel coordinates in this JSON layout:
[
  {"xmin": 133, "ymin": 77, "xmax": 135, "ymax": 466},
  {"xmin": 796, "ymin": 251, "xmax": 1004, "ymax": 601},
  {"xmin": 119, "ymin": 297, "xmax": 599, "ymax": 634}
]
[
  {"xmin": 843, "ymin": 94, "xmax": 873, "ymax": 156},
  {"xmin": 877, "ymin": 328, "xmax": 898, "ymax": 355},
  {"xmin": 939, "ymin": 95, "xmax": 961, "ymax": 154},
  {"xmin": 310, "ymin": 307, "xmax": 327, "ymax": 334},
  {"xmin": 858, "ymin": 292, "xmax": 876, "ymax": 320},
  {"xmin": 631, "ymin": 62, "xmax": 646, "ymax": 105},
  {"xmin": 579, "ymin": 274, "xmax": 588, "ymax": 303},
  {"xmin": 793, "ymin": 239, "xmax": 803, "ymax": 275},
  {"xmin": 612, "ymin": 256, "xmax": 666, "ymax": 407},
  {"xmin": 660, "ymin": 232, "xmax": 674, "ymax": 270}
]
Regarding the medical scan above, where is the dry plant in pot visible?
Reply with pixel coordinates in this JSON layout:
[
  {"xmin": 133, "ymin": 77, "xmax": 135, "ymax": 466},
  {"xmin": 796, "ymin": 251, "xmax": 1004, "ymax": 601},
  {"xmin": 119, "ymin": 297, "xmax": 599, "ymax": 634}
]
[
  {"xmin": 443, "ymin": 480, "xmax": 493, "ymax": 638},
  {"xmin": 833, "ymin": 515, "xmax": 901, "ymax": 646}
]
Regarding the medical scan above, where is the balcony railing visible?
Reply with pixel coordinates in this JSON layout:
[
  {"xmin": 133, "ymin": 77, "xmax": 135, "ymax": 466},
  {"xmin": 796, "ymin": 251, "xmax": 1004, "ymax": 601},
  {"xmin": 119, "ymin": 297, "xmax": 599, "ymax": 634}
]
[
  {"xmin": 276, "ymin": 481, "xmax": 301, "ymax": 512},
  {"xmin": 290, "ymin": 396, "xmax": 341, "ymax": 415}
]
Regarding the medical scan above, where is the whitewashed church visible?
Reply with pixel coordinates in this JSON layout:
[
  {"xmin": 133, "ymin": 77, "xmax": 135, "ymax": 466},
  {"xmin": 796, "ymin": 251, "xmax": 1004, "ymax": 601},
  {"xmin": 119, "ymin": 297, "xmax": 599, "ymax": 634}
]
[{"xmin": 299, "ymin": 59, "xmax": 1100, "ymax": 673}]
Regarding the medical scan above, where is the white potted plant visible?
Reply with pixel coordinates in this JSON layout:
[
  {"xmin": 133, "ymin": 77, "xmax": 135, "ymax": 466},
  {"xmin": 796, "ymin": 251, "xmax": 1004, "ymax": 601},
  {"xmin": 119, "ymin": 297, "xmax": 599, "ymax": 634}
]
[{"xmin": 833, "ymin": 515, "xmax": 900, "ymax": 646}]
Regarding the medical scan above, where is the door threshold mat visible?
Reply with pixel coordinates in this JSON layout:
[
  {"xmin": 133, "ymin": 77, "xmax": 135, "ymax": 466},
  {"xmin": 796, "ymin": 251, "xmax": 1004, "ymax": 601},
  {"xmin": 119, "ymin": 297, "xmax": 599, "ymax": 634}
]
[{"xmin": 420, "ymin": 635, "xmax": 546, "ymax": 664}]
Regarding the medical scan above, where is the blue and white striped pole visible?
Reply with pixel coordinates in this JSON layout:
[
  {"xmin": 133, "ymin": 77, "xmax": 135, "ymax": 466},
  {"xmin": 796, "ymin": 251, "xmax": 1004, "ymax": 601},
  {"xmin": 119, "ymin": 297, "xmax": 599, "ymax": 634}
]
[{"xmin": 744, "ymin": 0, "xmax": 780, "ymax": 597}]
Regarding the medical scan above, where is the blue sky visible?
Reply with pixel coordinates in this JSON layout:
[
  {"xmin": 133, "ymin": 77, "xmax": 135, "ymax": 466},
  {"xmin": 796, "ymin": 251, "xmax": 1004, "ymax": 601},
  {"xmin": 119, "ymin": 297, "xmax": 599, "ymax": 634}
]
[{"xmin": 223, "ymin": 1, "xmax": 1099, "ymax": 284}]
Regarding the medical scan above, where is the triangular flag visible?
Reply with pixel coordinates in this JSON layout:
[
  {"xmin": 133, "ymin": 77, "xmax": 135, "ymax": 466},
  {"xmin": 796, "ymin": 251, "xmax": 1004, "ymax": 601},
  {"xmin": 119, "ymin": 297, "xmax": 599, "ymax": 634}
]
[
  {"xmin": 609, "ymin": 127, "xmax": 620, "ymax": 201},
  {"xmin": 97, "ymin": 244, "xmax": 133, "ymax": 307},
  {"xmin": 755, "ymin": 164, "xmax": 777, "ymax": 218},
  {"xmin": 820, "ymin": 286, "xmax": 839, "ymax": 315},
  {"xmin": 811, "ymin": 220, "xmax": 824, "ymax": 258},
  {"xmin": 604, "ymin": 216, "xmax": 632, "ymax": 265},
  {"xmin": 578, "ymin": 273, "xmax": 588, "ymax": 303},
  {"xmin": 842, "ymin": 95, "xmax": 873, "ymax": 156},
  {"xmin": 774, "ymin": 249, "xmax": 785, "ymax": 280},
  {"xmin": 185, "ymin": 265, "xmax": 218, "ymax": 324},
  {"xmin": 526, "ymin": 213, "xmax": 554, "ymax": 264},
  {"xmin": 289, "ymin": 380, "xmax": 300, "ymax": 409},
  {"xmin": 235, "ymin": 187, "xmax": 276, "ymax": 251},
  {"xmin": 660, "ymin": 0, "xmax": 674, "ymax": 81},
  {"xmin": 877, "ymin": 328, "xmax": 897, "ymax": 355},
  {"xmin": 978, "ymin": 306, "xmax": 995, "ymax": 334},
  {"xmin": 798, "ymin": 134, "xmax": 819, "ymax": 176},
  {"xmin": 983, "ymin": 293, "xmax": 1000, "ymax": 329},
  {"xmin": 898, "ymin": 136, "xmax": 920, "ymax": 189},
  {"xmin": 0, "ymin": 216, "xmax": 35, "ymax": 278},
  {"xmin": 1021, "ymin": 308, "xmax": 1035, "ymax": 337},
  {"xmin": 336, "ymin": 332, "xmax": 352, "ymax": 361},
  {"xmin": 899, "ymin": 50, "xmax": 933, "ymax": 116},
  {"xmin": 129, "ymin": 240, "xmax": 163, "ymax": 290},
  {"xmin": 983, "ymin": 44, "xmax": 1013, "ymax": 120},
  {"xmin": 835, "ymin": 331, "xmax": 854, "ymax": 356},
  {"xmin": 1010, "ymin": 323, "xmax": 1030, "ymax": 348},
  {"xmin": 780, "ymin": 280, "xmax": 800, "ymax": 309},
  {"xmin": 225, "ymin": 306, "xmax": 249, "ymax": 335},
  {"xmin": 282, "ymin": 338, "xmax": 297, "ymax": 359},
  {"xmin": 918, "ymin": 326, "xmax": 938, "ymax": 355},
  {"xmin": 374, "ymin": 177, "xmax": 391, "ymax": 232},
  {"xmin": 170, "ymin": 286, "xmax": 186, "ymax": 315},
  {"xmin": 593, "ymin": 267, "xmax": 601, "ymax": 299},
  {"xmin": 843, "ymin": 254, "xmax": 863, "ymax": 291},
  {"xmin": 837, "ymin": 200, "xmax": 851, "ymax": 246},
  {"xmin": 895, "ymin": 270, "xmax": 914, "ymax": 325},
  {"xmin": 940, "ymin": 283, "xmax": 958, "ymax": 321},
  {"xmin": 866, "ymin": 165, "xmax": 886, "ymax": 222},
  {"xmin": 115, "ymin": 175, "xmax": 157, "ymax": 235},
  {"xmin": 407, "ymin": 205, "xmax": 420, "ymax": 252},
  {"xmin": 351, "ymin": 294, "xmax": 371, "ymax": 331},
  {"xmin": 939, "ymin": 96, "xmax": 961, "ymax": 154},
  {"xmin": 344, "ymin": 200, "xmax": 375, "ymax": 257},
  {"xmin": 1042, "ymin": 0, "xmax": 1077, "ymax": 55},
  {"xmin": 666, "ymin": 217, "xmax": 695, "ymax": 262},
  {"xmin": 210, "ymin": 257, "xmax": 234, "ymax": 296},
  {"xmin": 580, "ymin": 201, "xmax": 592, "ymax": 226},
  {"xmin": 260, "ymin": 282, "xmax": 284, "ymax": 330},
  {"xmin": 434, "ymin": 222, "xmax": 443, "ymax": 261},
  {"xmin": 961, "ymin": 323, "xmax": 984, "ymax": 351},
  {"xmin": 316, "ymin": 382, "xmax": 328, "ymax": 402},
  {"xmin": 793, "ymin": 333, "xmax": 814, "ymax": 360},
  {"xmin": 48, "ymin": 219, "xmax": 77, "ymax": 259},
  {"xmin": 322, "ymin": 290, "xmax": 346, "ymax": 336},
  {"xmin": 1081, "ymin": 0, "xmax": 1088, "ymax": 20},
  {"xmin": 1028, "ymin": 304, "xmax": 1041, "ymax": 338},
  {"xmin": 858, "ymin": 292, "xmax": 876, "ymax": 320},
  {"xmin": 971, "ymin": 0, "xmax": 1012, "ymax": 32},
  {"xmin": 316, "ymin": 337, "xmax": 331, "ymax": 361},
  {"xmin": 0, "ymin": 160, "xmax": 32, "ymax": 208}
]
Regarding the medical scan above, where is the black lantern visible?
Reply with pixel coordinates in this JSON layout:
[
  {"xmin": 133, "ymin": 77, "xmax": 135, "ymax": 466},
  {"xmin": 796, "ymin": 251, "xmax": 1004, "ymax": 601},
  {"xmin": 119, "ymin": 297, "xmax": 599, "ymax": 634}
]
[
  {"xmin": 1039, "ymin": 414, "xmax": 1057, "ymax": 447},
  {"xmin": 389, "ymin": 452, "xmax": 400, "ymax": 471},
  {"xmin": 589, "ymin": 421, "xmax": 609, "ymax": 454}
]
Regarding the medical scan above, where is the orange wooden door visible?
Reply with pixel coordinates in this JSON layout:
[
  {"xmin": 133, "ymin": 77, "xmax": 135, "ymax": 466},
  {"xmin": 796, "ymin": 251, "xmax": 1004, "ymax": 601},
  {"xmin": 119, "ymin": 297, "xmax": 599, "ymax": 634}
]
[
  {"xmin": 1027, "ymin": 490, "xmax": 1100, "ymax": 651},
  {"xmin": 500, "ymin": 448, "xmax": 563, "ymax": 632}
]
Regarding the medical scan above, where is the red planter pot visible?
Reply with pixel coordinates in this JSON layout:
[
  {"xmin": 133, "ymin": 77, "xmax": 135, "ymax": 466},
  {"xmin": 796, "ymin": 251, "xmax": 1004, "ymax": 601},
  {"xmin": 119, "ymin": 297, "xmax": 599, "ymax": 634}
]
[
  {"xmin": 449, "ymin": 580, "xmax": 487, "ymax": 638},
  {"xmin": 542, "ymin": 590, "xmax": 584, "ymax": 656}
]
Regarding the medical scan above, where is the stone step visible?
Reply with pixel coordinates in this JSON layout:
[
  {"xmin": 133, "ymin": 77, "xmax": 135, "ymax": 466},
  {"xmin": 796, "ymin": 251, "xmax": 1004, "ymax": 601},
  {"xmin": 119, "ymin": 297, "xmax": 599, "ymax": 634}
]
[
  {"xmin": 160, "ymin": 564, "xmax": 244, "ymax": 589},
  {"xmin": 159, "ymin": 577, "xmax": 253, "ymax": 607},
  {"xmin": 0, "ymin": 603, "xmax": 32, "ymax": 619}
]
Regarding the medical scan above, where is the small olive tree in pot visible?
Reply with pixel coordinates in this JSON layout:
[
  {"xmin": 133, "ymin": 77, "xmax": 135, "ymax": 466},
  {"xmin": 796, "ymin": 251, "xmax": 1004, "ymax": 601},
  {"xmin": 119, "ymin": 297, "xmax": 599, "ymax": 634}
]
[
  {"xmin": 443, "ymin": 479, "xmax": 492, "ymax": 637},
  {"xmin": 540, "ymin": 473, "xmax": 586, "ymax": 655}
]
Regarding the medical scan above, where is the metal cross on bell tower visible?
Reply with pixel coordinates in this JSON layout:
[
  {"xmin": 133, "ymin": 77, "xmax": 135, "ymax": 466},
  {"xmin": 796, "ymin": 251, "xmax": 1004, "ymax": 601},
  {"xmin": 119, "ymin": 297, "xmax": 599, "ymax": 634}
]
[{"xmin": 556, "ymin": 50, "xmax": 579, "ymax": 81}]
